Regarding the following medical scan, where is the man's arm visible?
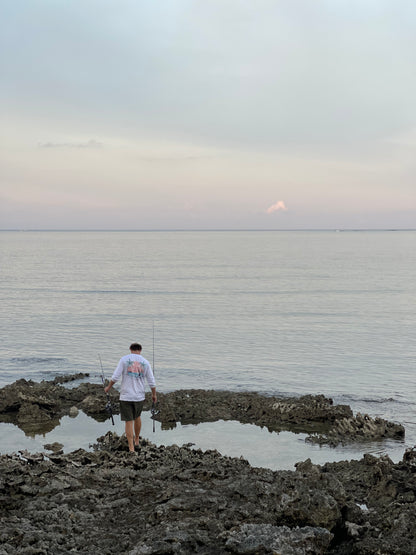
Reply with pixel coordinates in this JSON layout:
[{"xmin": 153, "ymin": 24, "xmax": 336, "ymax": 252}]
[
  {"xmin": 146, "ymin": 361, "xmax": 157, "ymax": 403},
  {"xmin": 104, "ymin": 380, "xmax": 116, "ymax": 394},
  {"xmin": 104, "ymin": 358, "xmax": 123, "ymax": 393}
]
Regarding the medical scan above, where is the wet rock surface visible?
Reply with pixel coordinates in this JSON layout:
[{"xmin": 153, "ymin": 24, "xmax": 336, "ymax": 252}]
[
  {"xmin": 0, "ymin": 378, "xmax": 404, "ymax": 445},
  {"xmin": 0, "ymin": 374, "xmax": 94, "ymax": 434},
  {"xmin": 1, "ymin": 433, "xmax": 416, "ymax": 554}
]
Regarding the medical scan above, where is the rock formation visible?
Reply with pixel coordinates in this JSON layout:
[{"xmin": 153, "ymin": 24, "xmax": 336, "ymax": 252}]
[
  {"xmin": 1, "ymin": 432, "xmax": 415, "ymax": 554},
  {"xmin": 0, "ymin": 378, "xmax": 404, "ymax": 446}
]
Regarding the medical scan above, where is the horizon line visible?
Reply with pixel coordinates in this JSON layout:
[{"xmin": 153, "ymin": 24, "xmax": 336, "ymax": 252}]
[{"xmin": 1, "ymin": 228, "xmax": 415, "ymax": 233}]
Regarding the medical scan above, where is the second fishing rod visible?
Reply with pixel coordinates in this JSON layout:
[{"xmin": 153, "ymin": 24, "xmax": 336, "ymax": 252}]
[{"xmin": 151, "ymin": 321, "xmax": 159, "ymax": 432}]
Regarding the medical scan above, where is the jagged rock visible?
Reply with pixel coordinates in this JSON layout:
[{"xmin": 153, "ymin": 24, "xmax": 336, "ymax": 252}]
[
  {"xmin": 43, "ymin": 442, "xmax": 64, "ymax": 453},
  {"xmin": 52, "ymin": 373, "xmax": 89, "ymax": 384},
  {"xmin": 69, "ymin": 406, "xmax": 79, "ymax": 417},
  {"xmin": 306, "ymin": 413, "xmax": 404, "ymax": 446},
  {"xmin": 1, "ymin": 438, "xmax": 416, "ymax": 554},
  {"xmin": 79, "ymin": 395, "xmax": 104, "ymax": 414},
  {"xmin": 224, "ymin": 523, "xmax": 333, "ymax": 554},
  {"xmin": 0, "ymin": 379, "xmax": 404, "ymax": 447}
]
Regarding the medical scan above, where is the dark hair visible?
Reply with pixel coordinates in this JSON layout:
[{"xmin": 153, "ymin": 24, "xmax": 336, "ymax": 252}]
[{"xmin": 130, "ymin": 343, "xmax": 142, "ymax": 351}]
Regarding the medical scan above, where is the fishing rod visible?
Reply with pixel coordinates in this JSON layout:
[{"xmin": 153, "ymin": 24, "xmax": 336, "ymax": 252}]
[
  {"xmin": 98, "ymin": 354, "xmax": 115, "ymax": 426},
  {"xmin": 150, "ymin": 321, "xmax": 159, "ymax": 433}
]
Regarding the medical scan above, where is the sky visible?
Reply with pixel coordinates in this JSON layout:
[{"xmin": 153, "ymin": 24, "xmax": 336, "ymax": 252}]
[{"xmin": 1, "ymin": 0, "xmax": 415, "ymax": 230}]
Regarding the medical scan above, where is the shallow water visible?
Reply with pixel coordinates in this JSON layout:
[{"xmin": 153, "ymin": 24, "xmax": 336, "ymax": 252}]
[{"xmin": 0, "ymin": 410, "xmax": 408, "ymax": 471}]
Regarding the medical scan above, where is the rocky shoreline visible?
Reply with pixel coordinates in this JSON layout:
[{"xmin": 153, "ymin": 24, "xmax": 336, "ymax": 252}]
[
  {"xmin": 0, "ymin": 374, "xmax": 405, "ymax": 447},
  {"xmin": 0, "ymin": 375, "xmax": 414, "ymax": 554}
]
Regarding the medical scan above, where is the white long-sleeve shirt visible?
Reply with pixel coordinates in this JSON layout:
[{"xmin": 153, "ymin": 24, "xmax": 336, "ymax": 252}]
[{"xmin": 111, "ymin": 353, "xmax": 156, "ymax": 402}]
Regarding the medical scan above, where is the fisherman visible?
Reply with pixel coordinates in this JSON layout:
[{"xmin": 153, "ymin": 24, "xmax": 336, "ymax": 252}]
[{"xmin": 104, "ymin": 343, "xmax": 157, "ymax": 453}]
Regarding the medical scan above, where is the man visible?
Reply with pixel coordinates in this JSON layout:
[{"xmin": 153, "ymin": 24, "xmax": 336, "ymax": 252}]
[{"xmin": 104, "ymin": 343, "xmax": 157, "ymax": 453}]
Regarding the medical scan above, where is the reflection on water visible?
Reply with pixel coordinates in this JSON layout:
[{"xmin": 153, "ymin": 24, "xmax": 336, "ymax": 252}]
[{"xmin": 0, "ymin": 411, "xmax": 407, "ymax": 471}]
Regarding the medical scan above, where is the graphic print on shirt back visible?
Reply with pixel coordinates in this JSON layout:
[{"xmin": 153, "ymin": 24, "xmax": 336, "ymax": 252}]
[{"xmin": 127, "ymin": 358, "xmax": 146, "ymax": 379}]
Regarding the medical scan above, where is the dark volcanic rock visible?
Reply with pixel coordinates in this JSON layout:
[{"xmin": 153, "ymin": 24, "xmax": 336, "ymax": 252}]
[
  {"xmin": 156, "ymin": 390, "xmax": 353, "ymax": 429},
  {"xmin": 0, "ymin": 378, "xmax": 404, "ymax": 446},
  {"xmin": 0, "ymin": 435, "xmax": 415, "ymax": 554},
  {"xmin": 319, "ymin": 448, "xmax": 416, "ymax": 554},
  {"xmin": 0, "ymin": 376, "xmax": 411, "ymax": 554},
  {"xmin": 223, "ymin": 524, "xmax": 333, "ymax": 554},
  {"xmin": 52, "ymin": 372, "xmax": 90, "ymax": 384},
  {"xmin": 155, "ymin": 390, "xmax": 403, "ymax": 445},
  {"xmin": 0, "ymin": 376, "xmax": 118, "ymax": 433},
  {"xmin": 43, "ymin": 442, "xmax": 64, "ymax": 453}
]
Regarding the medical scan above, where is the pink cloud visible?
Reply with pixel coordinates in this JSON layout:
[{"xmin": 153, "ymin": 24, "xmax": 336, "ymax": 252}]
[{"xmin": 266, "ymin": 200, "xmax": 288, "ymax": 214}]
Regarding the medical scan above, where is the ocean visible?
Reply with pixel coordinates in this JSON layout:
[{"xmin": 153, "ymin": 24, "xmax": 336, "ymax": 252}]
[{"xmin": 1, "ymin": 230, "xmax": 415, "ymax": 470}]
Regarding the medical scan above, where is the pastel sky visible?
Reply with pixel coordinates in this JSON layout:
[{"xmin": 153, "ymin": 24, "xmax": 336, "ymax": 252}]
[{"xmin": 1, "ymin": 0, "xmax": 415, "ymax": 230}]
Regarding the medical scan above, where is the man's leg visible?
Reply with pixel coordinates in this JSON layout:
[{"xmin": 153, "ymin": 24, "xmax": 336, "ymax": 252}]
[
  {"xmin": 125, "ymin": 420, "xmax": 135, "ymax": 452},
  {"xmin": 134, "ymin": 416, "xmax": 141, "ymax": 446}
]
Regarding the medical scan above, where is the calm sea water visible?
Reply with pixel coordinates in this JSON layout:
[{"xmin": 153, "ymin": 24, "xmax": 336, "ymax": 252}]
[{"xmin": 1, "ymin": 230, "xmax": 415, "ymax": 469}]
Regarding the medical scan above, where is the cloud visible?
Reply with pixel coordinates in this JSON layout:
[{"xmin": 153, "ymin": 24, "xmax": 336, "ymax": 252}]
[
  {"xmin": 266, "ymin": 201, "xmax": 288, "ymax": 214},
  {"xmin": 38, "ymin": 139, "xmax": 103, "ymax": 149}
]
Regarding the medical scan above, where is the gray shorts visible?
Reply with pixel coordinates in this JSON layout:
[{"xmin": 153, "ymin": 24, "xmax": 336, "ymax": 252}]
[{"xmin": 119, "ymin": 400, "xmax": 144, "ymax": 422}]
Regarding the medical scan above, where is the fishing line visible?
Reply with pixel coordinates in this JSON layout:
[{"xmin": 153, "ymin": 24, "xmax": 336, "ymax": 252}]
[{"xmin": 152, "ymin": 320, "xmax": 155, "ymax": 373}]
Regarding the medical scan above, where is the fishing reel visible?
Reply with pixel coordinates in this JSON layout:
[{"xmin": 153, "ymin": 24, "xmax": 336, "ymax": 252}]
[
  {"xmin": 151, "ymin": 402, "xmax": 160, "ymax": 419},
  {"xmin": 151, "ymin": 402, "xmax": 159, "ymax": 433},
  {"xmin": 105, "ymin": 399, "xmax": 114, "ymax": 415}
]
